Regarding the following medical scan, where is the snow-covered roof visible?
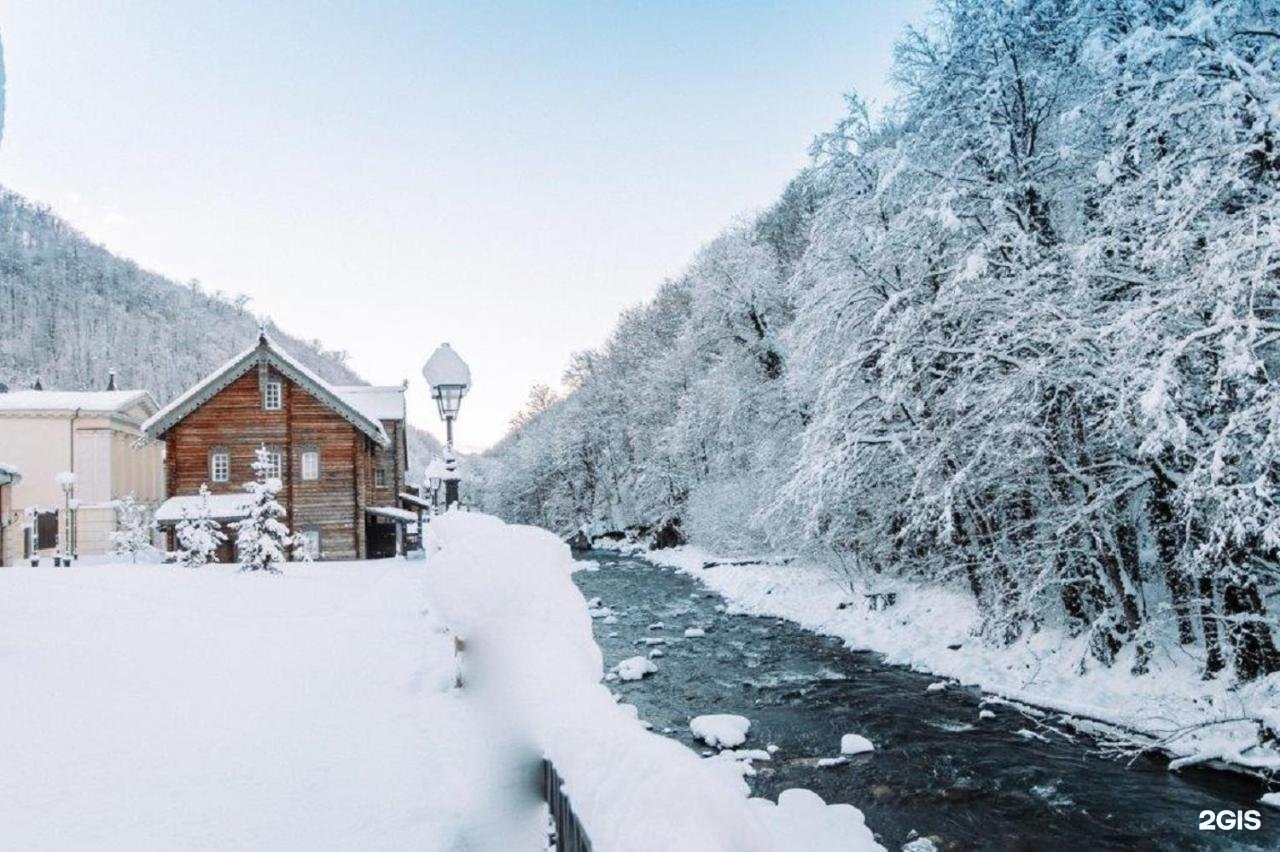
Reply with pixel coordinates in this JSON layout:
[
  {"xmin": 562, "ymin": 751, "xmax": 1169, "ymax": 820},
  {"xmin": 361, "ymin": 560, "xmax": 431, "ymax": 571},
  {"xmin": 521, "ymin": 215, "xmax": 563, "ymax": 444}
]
[
  {"xmin": 0, "ymin": 462, "xmax": 21, "ymax": 485},
  {"xmin": 332, "ymin": 385, "xmax": 406, "ymax": 422},
  {"xmin": 154, "ymin": 493, "xmax": 252, "ymax": 524},
  {"xmin": 0, "ymin": 389, "xmax": 156, "ymax": 417},
  {"xmin": 365, "ymin": 505, "xmax": 417, "ymax": 523},
  {"xmin": 142, "ymin": 332, "xmax": 392, "ymax": 446},
  {"xmin": 422, "ymin": 343, "xmax": 472, "ymax": 389},
  {"xmin": 398, "ymin": 491, "xmax": 431, "ymax": 509}
]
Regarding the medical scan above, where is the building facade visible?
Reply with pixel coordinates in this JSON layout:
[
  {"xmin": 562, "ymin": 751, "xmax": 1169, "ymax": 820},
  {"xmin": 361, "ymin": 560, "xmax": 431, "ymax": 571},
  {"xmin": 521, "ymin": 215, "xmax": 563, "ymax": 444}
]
[
  {"xmin": 0, "ymin": 389, "xmax": 163, "ymax": 565},
  {"xmin": 144, "ymin": 333, "xmax": 409, "ymax": 561},
  {"xmin": 0, "ymin": 464, "xmax": 20, "ymax": 567}
]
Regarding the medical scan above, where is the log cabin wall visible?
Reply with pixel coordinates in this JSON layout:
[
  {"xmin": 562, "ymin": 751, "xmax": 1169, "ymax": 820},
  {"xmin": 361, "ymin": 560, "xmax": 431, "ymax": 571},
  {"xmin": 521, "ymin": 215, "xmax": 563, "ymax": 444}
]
[{"xmin": 163, "ymin": 367, "xmax": 364, "ymax": 560}]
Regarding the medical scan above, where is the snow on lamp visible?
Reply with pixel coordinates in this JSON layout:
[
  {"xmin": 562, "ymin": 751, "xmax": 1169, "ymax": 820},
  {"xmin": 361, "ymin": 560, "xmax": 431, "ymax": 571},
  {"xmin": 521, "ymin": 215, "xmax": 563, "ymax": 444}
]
[{"xmin": 422, "ymin": 344, "xmax": 471, "ymax": 508}]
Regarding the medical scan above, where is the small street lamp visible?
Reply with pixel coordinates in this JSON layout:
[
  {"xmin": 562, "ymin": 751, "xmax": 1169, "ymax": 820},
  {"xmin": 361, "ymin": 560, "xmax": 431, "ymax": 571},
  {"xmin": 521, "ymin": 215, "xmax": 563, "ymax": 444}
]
[
  {"xmin": 423, "ymin": 457, "xmax": 449, "ymax": 514},
  {"xmin": 55, "ymin": 471, "xmax": 77, "ymax": 566},
  {"xmin": 423, "ymin": 344, "xmax": 471, "ymax": 509}
]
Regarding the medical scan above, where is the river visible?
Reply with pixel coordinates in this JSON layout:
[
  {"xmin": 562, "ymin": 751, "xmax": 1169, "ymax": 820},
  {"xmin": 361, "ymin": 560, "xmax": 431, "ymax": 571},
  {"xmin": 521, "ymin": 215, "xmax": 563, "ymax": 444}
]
[{"xmin": 573, "ymin": 550, "xmax": 1278, "ymax": 851}]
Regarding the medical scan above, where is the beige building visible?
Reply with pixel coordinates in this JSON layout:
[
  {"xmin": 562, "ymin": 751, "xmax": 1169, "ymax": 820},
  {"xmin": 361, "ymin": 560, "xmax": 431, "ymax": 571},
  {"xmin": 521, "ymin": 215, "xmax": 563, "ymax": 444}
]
[
  {"xmin": 0, "ymin": 464, "xmax": 19, "ymax": 567},
  {"xmin": 0, "ymin": 389, "xmax": 162, "ymax": 564}
]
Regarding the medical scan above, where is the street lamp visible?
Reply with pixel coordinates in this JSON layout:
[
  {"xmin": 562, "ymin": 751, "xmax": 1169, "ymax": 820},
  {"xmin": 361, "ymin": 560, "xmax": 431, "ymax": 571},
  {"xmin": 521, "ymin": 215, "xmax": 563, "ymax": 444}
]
[
  {"xmin": 423, "ymin": 343, "xmax": 471, "ymax": 509},
  {"xmin": 423, "ymin": 457, "xmax": 449, "ymax": 514},
  {"xmin": 55, "ymin": 471, "xmax": 77, "ymax": 566}
]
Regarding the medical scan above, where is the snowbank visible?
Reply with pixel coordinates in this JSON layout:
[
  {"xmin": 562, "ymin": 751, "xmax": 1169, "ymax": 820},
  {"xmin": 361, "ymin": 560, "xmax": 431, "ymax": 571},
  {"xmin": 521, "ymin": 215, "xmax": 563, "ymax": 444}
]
[
  {"xmin": 0, "ymin": 559, "xmax": 537, "ymax": 849},
  {"xmin": 424, "ymin": 512, "xmax": 881, "ymax": 852},
  {"xmin": 648, "ymin": 546, "xmax": 1280, "ymax": 775}
]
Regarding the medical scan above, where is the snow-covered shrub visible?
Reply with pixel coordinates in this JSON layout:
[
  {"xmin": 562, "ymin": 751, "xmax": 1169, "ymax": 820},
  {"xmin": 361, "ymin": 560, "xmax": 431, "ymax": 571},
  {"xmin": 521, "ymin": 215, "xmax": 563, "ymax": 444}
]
[
  {"xmin": 109, "ymin": 494, "xmax": 154, "ymax": 563},
  {"xmin": 175, "ymin": 483, "xmax": 227, "ymax": 568},
  {"xmin": 232, "ymin": 446, "xmax": 305, "ymax": 573}
]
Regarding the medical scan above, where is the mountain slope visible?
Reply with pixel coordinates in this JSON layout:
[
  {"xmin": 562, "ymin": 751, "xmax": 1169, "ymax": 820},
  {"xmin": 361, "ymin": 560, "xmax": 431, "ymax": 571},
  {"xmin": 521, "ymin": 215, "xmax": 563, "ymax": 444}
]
[{"xmin": 0, "ymin": 186, "xmax": 441, "ymax": 473}]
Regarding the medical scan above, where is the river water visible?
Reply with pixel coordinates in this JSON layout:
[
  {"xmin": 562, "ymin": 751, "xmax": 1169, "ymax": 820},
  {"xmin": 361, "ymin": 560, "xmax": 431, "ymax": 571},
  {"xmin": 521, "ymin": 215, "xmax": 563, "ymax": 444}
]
[{"xmin": 573, "ymin": 550, "xmax": 1278, "ymax": 851}]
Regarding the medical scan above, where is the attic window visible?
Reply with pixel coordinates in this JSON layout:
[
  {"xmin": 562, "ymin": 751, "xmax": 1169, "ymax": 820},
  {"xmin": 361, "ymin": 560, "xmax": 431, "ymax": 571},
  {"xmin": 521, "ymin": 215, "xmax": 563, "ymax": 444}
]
[{"xmin": 264, "ymin": 380, "xmax": 283, "ymax": 411}]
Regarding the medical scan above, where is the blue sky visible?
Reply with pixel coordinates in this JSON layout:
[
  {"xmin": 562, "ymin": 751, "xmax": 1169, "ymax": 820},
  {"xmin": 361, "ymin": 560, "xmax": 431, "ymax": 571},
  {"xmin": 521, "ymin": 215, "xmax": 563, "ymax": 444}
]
[{"xmin": 0, "ymin": 1, "xmax": 930, "ymax": 450}]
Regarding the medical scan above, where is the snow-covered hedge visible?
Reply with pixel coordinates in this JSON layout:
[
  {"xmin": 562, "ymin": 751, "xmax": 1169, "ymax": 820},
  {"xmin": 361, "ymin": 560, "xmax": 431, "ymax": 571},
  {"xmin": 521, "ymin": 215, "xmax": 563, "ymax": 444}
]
[{"xmin": 424, "ymin": 512, "xmax": 880, "ymax": 852}]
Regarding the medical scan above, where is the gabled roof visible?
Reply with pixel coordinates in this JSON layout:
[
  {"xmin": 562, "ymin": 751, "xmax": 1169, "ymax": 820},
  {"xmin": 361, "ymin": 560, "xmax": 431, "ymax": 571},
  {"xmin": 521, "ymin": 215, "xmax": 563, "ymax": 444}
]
[
  {"xmin": 141, "ymin": 332, "xmax": 393, "ymax": 446},
  {"xmin": 0, "ymin": 389, "xmax": 156, "ymax": 418}
]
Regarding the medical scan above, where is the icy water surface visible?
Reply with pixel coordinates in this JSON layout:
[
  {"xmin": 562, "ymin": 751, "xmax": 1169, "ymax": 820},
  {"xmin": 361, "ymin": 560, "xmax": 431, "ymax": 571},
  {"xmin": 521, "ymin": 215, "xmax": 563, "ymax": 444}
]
[{"xmin": 574, "ymin": 551, "xmax": 1279, "ymax": 851}]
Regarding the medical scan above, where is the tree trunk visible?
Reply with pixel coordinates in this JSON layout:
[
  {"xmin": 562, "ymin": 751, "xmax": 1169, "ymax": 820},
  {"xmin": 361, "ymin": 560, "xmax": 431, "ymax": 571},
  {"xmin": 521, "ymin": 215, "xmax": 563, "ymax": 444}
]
[
  {"xmin": 1149, "ymin": 465, "xmax": 1195, "ymax": 644},
  {"xmin": 1198, "ymin": 571, "xmax": 1226, "ymax": 678},
  {"xmin": 1221, "ymin": 564, "xmax": 1280, "ymax": 681}
]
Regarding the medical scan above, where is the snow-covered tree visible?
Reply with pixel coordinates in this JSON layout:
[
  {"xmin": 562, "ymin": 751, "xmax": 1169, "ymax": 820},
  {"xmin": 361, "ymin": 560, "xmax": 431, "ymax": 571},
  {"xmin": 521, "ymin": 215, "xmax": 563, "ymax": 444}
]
[
  {"xmin": 480, "ymin": 0, "xmax": 1280, "ymax": 685},
  {"xmin": 175, "ymin": 483, "xmax": 227, "ymax": 568},
  {"xmin": 109, "ymin": 494, "xmax": 154, "ymax": 563},
  {"xmin": 232, "ymin": 445, "xmax": 305, "ymax": 573}
]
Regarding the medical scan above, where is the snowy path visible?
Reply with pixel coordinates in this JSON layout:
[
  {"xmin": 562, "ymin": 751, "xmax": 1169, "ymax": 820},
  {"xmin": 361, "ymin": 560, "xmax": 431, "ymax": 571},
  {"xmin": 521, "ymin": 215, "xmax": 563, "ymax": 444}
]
[{"xmin": 0, "ymin": 561, "xmax": 508, "ymax": 851}]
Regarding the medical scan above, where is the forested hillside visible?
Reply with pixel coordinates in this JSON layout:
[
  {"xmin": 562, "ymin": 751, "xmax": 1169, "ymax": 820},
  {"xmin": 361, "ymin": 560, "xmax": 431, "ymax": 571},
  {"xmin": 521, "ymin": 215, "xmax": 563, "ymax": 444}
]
[
  {"xmin": 480, "ymin": 0, "xmax": 1280, "ymax": 684},
  {"xmin": 0, "ymin": 188, "xmax": 441, "ymax": 472}
]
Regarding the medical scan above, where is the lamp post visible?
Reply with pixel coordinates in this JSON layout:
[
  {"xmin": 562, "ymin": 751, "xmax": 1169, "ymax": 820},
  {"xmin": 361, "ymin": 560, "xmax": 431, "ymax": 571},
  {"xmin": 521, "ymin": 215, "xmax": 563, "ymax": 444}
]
[
  {"xmin": 55, "ymin": 471, "xmax": 77, "ymax": 566},
  {"xmin": 424, "ymin": 457, "xmax": 448, "ymax": 515},
  {"xmin": 422, "ymin": 344, "xmax": 471, "ymax": 509}
]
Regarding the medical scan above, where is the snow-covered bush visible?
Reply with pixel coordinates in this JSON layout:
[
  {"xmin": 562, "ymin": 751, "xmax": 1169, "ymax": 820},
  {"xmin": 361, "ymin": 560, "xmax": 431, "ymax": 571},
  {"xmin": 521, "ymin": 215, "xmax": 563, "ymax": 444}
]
[
  {"xmin": 175, "ymin": 484, "xmax": 227, "ymax": 568},
  {"xmin": 109, "ymin": 494, "xmax": 154, "ymax": 563},
  {"xmin": 232, "ymin": 446, "xmax": 305, "ymax": 573}
]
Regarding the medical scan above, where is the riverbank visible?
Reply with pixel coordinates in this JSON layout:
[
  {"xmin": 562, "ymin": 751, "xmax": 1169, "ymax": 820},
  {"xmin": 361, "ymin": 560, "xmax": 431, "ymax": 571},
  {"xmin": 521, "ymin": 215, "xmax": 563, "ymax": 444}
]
[
  {"xmin": 575, "ymin": 549, "xmax": 1280, "ymax": 849},
  {"xmin": 606, "ymin": 542, "xmax": 1280, "ymax": 787}
]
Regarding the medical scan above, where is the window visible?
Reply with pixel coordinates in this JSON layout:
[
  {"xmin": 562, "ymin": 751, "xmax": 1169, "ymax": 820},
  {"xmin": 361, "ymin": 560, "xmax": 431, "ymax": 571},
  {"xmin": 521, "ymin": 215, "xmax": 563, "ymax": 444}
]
[
  {"xmin": 298, "ymin": 529, "xmax": 320, "ymax": 560},
  {"xmin": 264, "ymin": 380, "xmax": 282, "ymax": 411},
  {"xmin": 211, "ymin": 452, "xmax": 230, "ymax": 483},
  {"xmin": 301, "ymin": 450, "xmax": 319, "ymax": 481},
  {"xmin": 374, "ymin": 468, "xmax": 388, "ymax": 488},
  {"xmin": 263, "ymin": 450, "xmax": 283, "ymax": 479}
]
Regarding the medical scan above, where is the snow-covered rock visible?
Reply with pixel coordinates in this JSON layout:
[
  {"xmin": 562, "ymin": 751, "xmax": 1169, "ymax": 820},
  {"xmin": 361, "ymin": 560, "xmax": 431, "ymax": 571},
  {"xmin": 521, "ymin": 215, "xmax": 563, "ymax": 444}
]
[
  {"xmin": 840, "ymin": 733, "xmax": 875, "ymax": 755},
  {"xmin": 816, "ymin": 757, "xmax": 848, "ymax": 768},
  {"xmin": 616, "ymin": 656, "xmax": 658, "ymax": 681},
  {"xmin": 925, "ymin": 681, "xmax": 948, "ymax": 693},
  {"xmin": 691, "ymin": 714, "xmax": 751, "ymax": 748},
  {"xmin": 684, "ymin": 627, "xmax": 707, "ymax": 638},
  {"xmin": 1261, "ymin": 791, "xmax": 1280, "ymax": 809}
]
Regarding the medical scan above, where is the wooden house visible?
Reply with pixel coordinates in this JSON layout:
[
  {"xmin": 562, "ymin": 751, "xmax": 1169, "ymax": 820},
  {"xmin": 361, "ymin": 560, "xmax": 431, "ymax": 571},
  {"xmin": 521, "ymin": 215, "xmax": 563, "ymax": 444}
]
[{"xmin": 143, "ymin": 332, "xmax": 410, "ymax": 561}]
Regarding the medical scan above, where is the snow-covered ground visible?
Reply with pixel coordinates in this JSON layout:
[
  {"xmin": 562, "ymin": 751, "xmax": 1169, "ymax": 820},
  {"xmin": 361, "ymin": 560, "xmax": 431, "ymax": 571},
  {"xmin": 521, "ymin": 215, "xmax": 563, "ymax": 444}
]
[
  {"xmin": 0, "ymin": 516, "xmax": 885, "ymax": 851},
  {"xmin": 0, "ymin": 558, "xmax": 538, "ymax": 850},
  {"xmin": 643, "ymin": 545, "xmax": 1280, "ymax": 777}
]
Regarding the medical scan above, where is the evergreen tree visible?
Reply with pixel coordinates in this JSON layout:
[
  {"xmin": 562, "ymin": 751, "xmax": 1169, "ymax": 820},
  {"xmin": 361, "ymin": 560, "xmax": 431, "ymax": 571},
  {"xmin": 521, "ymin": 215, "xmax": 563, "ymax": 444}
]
[
  {"xmin": 175, "ymin": 483, "xmax": 227, "ymax": 568},
  {"xmin": 109, "ymin": 494, "xmax": 154, "ymax": 563},
  {"xmin": 232, "ymin": 445, "xmax": 304, "ymax": 573}
]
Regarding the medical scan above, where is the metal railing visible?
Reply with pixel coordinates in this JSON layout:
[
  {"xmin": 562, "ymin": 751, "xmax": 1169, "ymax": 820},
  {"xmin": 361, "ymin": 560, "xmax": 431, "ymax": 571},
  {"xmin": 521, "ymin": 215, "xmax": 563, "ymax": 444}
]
[{"xmin": 541, "ymin": 758, "xmax": 593, "ymax": 852}]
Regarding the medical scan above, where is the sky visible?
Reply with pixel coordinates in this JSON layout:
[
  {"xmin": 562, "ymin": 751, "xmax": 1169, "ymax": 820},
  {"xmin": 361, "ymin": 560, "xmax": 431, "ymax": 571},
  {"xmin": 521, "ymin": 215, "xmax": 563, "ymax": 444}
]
[{"xmin": 0, "ymin": 1, "xmax": 930, "ymax": 451}]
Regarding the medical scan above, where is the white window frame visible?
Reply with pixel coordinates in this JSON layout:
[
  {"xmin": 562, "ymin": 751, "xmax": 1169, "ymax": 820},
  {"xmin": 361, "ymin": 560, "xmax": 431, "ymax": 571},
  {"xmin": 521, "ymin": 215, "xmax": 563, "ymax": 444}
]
[
  {"xmin": 211, "ymin": 451, "xmax": 230, "ymax": 483},
  {"xmin": 264, "ymin": 380, "xmax": 283, "ymax": 411},
  {"xmin": 374, "ymin": 467, "xmax": 388, "ymax": 488},
  {"xmin": 301, "ymin": 450, "xmax": 319, "ymax": 481}
]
